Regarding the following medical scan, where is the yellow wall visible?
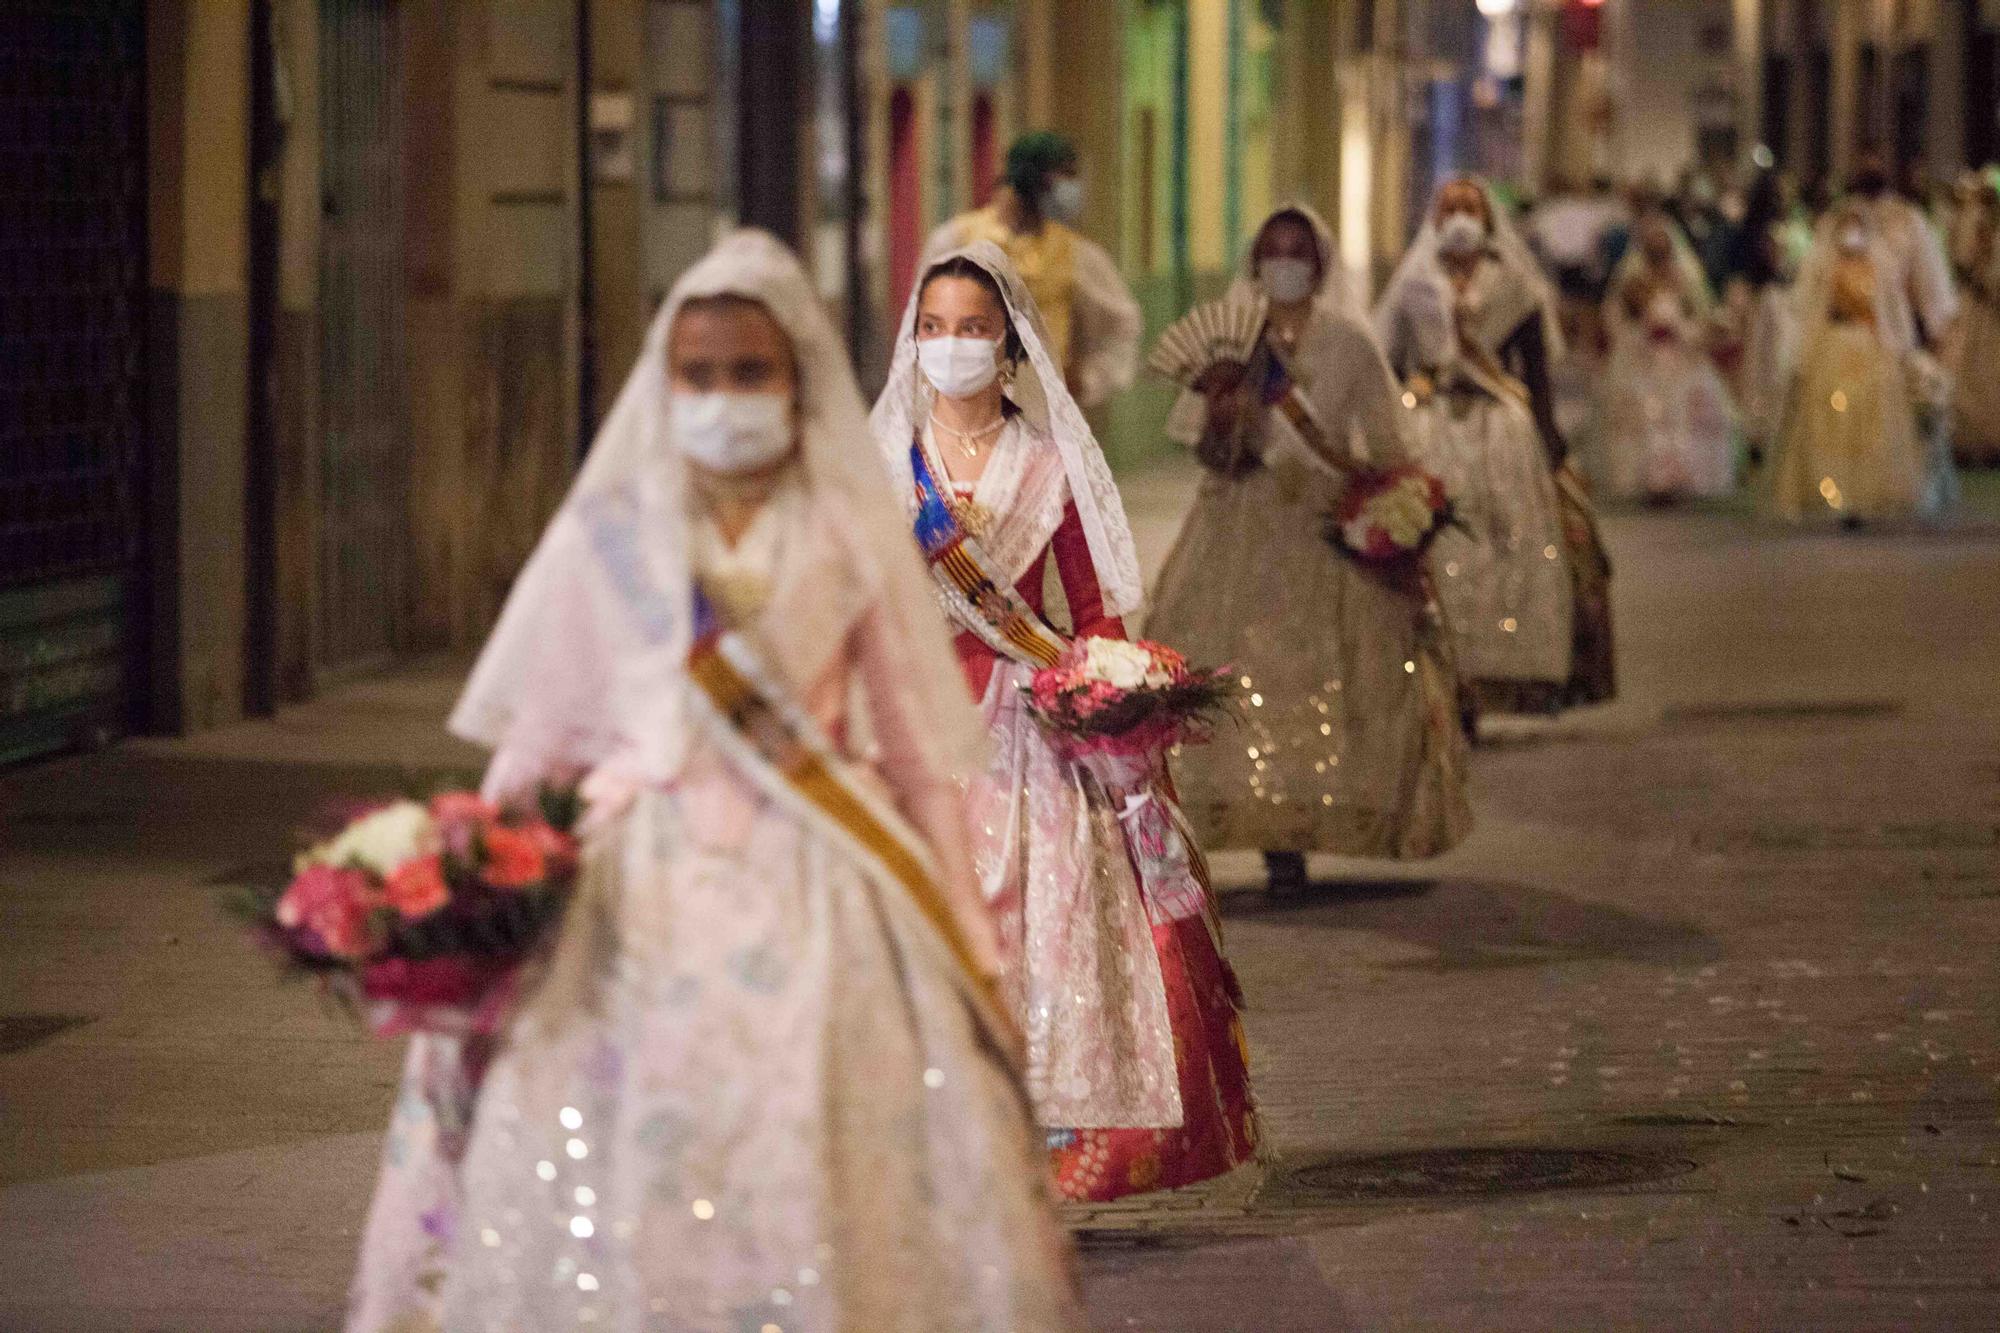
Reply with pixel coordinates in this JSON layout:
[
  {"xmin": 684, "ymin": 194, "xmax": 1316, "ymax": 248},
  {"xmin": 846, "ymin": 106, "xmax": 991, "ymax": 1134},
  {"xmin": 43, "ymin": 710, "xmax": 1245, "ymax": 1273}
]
[
  {"xmin": 1187, "ymin": 0, "xmax": 1229, "ymax": 271},
  {"xmin": 150, "ymin": 0, "xmax": 249, "ymax": 298}
]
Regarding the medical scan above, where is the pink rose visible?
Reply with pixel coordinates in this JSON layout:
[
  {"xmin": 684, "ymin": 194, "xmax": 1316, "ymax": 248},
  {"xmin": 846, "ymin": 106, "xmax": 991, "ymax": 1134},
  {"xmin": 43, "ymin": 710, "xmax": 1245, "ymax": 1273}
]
[
  {"xmin": 428, "ymin": 791, "xmax": 498, "ymax": 824},
  {"xmin": 429, "ymin": 791, "xmax": 498, "ymax": 863},
  {"xmin": 276, "ymin": 864, "xmax": 378, "ymax": 960}
]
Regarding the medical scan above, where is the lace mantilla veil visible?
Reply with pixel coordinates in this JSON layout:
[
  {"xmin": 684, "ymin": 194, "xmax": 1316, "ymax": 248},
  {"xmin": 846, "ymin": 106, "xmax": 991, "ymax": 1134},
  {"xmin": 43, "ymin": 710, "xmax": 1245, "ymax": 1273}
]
[
  {"xmin": 450, "ymin": 229, "xmax": 987, "ymax": 796},
  {"xmin": 869, "ymin": 240, "xmax": 1145, "ymax": 619}
]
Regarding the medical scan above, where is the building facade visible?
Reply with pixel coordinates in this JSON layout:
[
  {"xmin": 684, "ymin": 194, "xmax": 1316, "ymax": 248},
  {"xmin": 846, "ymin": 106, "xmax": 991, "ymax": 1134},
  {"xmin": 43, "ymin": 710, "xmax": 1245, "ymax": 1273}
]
[
  {"xmin": 37, "ymin": 1, "xmax": 1984, "ymax": 757},
  {"xmin": 0, "ymin": 0, "xmax": 1436, "ymax": 759},
  {"xmin": 0, "ymin": 0, "xmax": 782, "ymax": 759}
]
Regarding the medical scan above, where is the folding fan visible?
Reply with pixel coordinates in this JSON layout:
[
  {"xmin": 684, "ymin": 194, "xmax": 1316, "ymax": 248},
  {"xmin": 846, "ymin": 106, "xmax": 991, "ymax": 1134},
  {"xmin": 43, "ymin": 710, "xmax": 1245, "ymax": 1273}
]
[{"xmin": 1146, "ymin": 292, "xmax": 1270, "ymax": 386}]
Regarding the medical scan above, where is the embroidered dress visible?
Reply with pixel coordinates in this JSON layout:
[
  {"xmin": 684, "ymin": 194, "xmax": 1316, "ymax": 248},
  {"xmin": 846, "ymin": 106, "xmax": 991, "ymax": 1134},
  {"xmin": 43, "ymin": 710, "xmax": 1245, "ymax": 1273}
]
[
  {"xmin": 1765, "ymin": 221, "xmax": 1930, "ymax": 523},
  {"xmin": 874, "ymin": 244, "xmax": 1257, "ymax": 1203},
  {"xmin": 1150, "ymin": 204, "xmax": 1472, "ymax": 859},
  {"xmin": 1374, "ymin": 187, "xmax": 1576, "ymax": 714},
  {"xmin": 1951, "ymin": 269, "xmax": 2000, "ymax": 466},
  {"xmin": 1950, "ymin": 197, "xmax": 2000, "ymax": 465},
  {"xmin": 1862, "ymin": 193, "xmax": 1961, "ymax": 511},
  {"xmin": 347, "ymin": 232, "xmax": 1081, "ymax": 1333},
  {"xmin": 1592, "ymin": 221, "xmax": 1739, "ymax": 502},
  {"xmin": 1406, "ymin": 371, "xmax": 1572, "ymax": 710}
]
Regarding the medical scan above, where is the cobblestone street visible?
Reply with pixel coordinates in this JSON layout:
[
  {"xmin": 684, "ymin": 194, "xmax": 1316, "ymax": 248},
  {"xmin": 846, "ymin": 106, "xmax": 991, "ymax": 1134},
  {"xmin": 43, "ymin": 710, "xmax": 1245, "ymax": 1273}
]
[{"xmin": 4, "ymin": 463, "xmax": 1998, "ymax": 1330}]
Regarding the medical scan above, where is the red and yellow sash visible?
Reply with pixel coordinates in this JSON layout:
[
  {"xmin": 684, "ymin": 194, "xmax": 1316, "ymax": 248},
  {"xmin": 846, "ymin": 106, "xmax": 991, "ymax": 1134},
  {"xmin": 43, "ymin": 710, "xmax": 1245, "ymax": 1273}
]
[{"xmin": 909, "ymin": 439, "xmax": 1070, "ymax": 669}]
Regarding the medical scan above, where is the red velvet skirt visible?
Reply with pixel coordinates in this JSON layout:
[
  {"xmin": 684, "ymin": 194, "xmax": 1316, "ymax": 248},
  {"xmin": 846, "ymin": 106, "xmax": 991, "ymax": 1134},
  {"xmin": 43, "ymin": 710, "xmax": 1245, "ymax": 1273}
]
[{"xmin": 1047, "ymin": 911, "xmax": 1259, "ymax": 1202}]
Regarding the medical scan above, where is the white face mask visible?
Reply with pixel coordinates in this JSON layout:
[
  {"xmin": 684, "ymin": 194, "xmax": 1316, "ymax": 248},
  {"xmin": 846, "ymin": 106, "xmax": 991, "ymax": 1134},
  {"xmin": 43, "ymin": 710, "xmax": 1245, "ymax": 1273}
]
[
  {"xmin": 670, "ymin": 392, "xmax": 794, "ymax": 474},
  {"xmin": 1044, "ymin": 177, "xmax": 1085, "ymax": 225},
  {"xmin": 1258, "ymin": 256, "xmax": 1319, "ymax": 304},
  {"xmin": 1436, "ymin": 211, "xmax": 1488, "ymax": 257},
  {"xmin": 917, "ymin": 335, "xmax": 1002, "ymax": 400}
]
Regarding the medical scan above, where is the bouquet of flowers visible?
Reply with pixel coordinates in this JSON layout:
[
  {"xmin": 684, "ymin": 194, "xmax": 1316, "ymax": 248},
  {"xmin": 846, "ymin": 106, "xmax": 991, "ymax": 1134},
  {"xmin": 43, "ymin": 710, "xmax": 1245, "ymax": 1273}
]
[
  {"xmin": 1325, "ymin": 463, "xmax": 1456, "ymax": 566},
  {"xmin": 232, "ymin": 786, "xmax": 581, "ymax": 1037},
  {"xmin": 1024, "ymin": 637, "xmax": 1237, "ymax": 791}
]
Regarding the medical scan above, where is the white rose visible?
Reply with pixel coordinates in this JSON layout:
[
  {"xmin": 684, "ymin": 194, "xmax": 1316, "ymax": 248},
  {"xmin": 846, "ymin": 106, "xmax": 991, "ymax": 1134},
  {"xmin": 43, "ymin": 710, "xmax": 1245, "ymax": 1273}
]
[
  {"xmin": 322, "ymin": 799, "xmax": 435, "ymax": 876},
  {"xmin": 1082, "ymin": 637, "xmax": 1153, "ymax": 691}
]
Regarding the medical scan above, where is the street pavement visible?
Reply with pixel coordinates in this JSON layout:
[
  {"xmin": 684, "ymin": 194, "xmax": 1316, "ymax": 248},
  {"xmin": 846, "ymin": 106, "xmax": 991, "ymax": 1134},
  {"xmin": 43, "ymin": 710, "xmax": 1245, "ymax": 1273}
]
[{"xmin": 3, "ymin": 461, "xmax": 1998, "ymax": 1331}]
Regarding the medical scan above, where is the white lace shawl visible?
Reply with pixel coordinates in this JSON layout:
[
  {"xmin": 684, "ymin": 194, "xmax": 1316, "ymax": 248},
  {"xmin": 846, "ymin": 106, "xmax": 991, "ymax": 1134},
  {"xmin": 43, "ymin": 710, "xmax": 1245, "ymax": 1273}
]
[
  {"xmin": 1373, "ymin": 176, "xmax": 1566, "ymax": 372},
  {"xmin": 871, "ymin": 241, "xmax": 1144, "ymax": 618},
  {"xmin": 452, "ymin": 229, "xmax": 987, "ymax": 796}
]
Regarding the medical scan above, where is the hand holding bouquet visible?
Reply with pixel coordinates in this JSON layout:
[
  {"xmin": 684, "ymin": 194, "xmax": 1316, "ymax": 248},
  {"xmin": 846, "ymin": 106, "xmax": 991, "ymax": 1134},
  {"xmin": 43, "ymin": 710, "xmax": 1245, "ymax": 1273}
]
[
  {"xmin": 232, "ymin": 787, "xmax": 580, "ymax": 1036},
  {"xmin": 1024, "ymin": 637, "xmax": 1237, "ymax": 791},
  {"xmin": 1325, "ymin": 463, "xmax": 1456, "ymax": 566},
  {"xmin": 1905, "ymin": 348, "xmax": 1953, "ymax": 416}
]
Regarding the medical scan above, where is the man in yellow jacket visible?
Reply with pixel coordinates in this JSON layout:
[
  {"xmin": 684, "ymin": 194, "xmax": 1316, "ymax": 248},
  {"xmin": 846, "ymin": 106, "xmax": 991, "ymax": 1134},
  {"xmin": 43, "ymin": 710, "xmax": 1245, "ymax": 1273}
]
[{"xmin": 926, "ymin": 131, "xmax": 1142, "ymax": 410}]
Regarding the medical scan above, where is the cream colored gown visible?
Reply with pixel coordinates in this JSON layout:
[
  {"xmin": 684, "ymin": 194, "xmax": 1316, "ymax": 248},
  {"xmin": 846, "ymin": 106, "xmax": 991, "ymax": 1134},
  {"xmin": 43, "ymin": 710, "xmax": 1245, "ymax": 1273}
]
[
  {"xmin": 348, "ymin": 490, "xmax": 1082, "ymax": 1333},
  {"xmin": 1148, "ymin": 310, "xmax": 1471, "ymax": 859},
  {"xmin": 1766, "ymin": 262, "xmax": 1927, "ymax": 522}
]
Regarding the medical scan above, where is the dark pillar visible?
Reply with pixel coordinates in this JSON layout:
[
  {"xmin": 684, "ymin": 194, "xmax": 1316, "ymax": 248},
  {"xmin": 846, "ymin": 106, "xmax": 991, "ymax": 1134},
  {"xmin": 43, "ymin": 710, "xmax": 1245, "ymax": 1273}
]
[
  {"xmin": 736, "ymin": 0, "xmax": 807, "ymax": 245},
  {"xmin": 244, "ymin": 0, "xmax": 279, "ymax": 716}
]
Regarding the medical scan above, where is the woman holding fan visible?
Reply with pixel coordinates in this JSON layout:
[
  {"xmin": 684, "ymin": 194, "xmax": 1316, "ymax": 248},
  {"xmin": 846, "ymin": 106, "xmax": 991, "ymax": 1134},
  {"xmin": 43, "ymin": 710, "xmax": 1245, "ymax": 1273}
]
[{"xmin": 1147, "ymin": 204, "xmax": 1472, "ymax": 895}]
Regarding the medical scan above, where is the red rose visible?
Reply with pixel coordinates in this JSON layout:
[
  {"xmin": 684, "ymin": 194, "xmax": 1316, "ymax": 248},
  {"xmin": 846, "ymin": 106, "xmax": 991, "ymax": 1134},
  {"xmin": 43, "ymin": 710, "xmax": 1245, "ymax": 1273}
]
[
  {"xmin": 481, "ymin": 824, "xmax": 548, "ymax": 889},
  {"xmin": 525, "ymin": 821, "xmax": 578, "ymax": 875},
  {"xmin": 383, "ymin": 854, "xmax": 451, "ymax": 920}
]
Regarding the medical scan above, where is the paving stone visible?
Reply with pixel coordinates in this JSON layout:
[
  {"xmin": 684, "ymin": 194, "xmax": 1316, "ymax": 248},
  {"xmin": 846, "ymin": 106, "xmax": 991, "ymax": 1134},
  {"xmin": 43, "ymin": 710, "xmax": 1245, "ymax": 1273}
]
[{"xmin": 3, "ymin": 468, "xmax": 1998, "ymax": 1329}]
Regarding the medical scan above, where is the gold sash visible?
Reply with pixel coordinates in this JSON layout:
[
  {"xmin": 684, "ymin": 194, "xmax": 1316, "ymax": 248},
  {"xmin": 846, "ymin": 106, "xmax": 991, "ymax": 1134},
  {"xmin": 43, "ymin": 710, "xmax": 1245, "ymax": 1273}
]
[{"xmin": 683, "ymin": 586, "xmax": 1017, "ymax": 1060}]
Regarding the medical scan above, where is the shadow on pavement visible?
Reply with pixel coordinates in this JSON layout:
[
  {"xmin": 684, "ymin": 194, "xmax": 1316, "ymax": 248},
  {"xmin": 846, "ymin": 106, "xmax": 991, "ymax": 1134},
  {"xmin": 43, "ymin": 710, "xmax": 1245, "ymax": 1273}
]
[{"xmin": 1223, "ymin": 874, "xmax": 1719, "ymax": 970}]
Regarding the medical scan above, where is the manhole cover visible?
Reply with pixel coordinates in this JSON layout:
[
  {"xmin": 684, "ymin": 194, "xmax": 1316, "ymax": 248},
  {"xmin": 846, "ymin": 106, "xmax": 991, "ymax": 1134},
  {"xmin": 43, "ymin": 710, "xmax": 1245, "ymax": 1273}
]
[
  {"xmin": 1283, "ymin": 1147, "xmax": 1696, "ymax": 1201},
  {"xmin": 0, "ymin": 1013, "xmax": 95, "ymax": 1055},
  {"xmin": 1662, "ymin": 699, "xmax": 1903, "ymax": 727}
]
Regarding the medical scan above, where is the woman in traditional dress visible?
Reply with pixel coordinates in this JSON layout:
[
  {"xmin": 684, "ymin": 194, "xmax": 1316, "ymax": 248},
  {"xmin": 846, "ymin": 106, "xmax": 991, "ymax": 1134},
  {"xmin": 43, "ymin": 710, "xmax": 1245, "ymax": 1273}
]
[
  {"xmin": 1374, "ymin": 178, "xmax": 1577, "ymax": 719},
  {"xmin": 1729, "ymin": 171, "xmax": 1804, "ymax": 468},
  {"xmin": 1592, "ymin": 209, "xmax": 1739, "ymax": 502},
  {"xmin": 347, "ymin": 231, "xmax": 1082, "ymax": 1333},
  {"xmin": 1764, "ymin": 203, "xmax": 1931, "ymax": 525},
  {"xmin": 1947, "ymin": 172, "xmax": 2000, "ymax": 466},
  {"xmin": 868, "ymin": 243, "xmax": 1257, "ymax": 1205},
  {"xmin": 1147, "ymin": 204, "xmax": 1472, "ymax": 895}
]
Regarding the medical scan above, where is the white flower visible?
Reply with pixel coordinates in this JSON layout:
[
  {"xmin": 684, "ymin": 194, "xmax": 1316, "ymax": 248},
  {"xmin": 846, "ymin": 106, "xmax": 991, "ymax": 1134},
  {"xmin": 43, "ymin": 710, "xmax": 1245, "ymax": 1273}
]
[
  {"xmin": 1080, "ymin": 637, "xmax": 1156, "ymax": 691},
  {"xmin": 320, "ymin": 799, "xmax": 435, "ymax": 876}
]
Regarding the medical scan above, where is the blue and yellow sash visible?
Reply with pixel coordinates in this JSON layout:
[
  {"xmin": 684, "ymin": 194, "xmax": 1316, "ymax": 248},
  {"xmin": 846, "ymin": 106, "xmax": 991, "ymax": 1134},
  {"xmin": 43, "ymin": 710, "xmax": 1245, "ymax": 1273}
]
[
  {"xmin": 908, "ymin": 439, "xmax": 1069, "ymax": 669},
  {"xmin": 1258, "ymin": 339, "xmax": 1354, "ymax": 476},
  {"xmin": 682, "ymin": 581, "xmax": 1015, "ymax": 1058}
]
